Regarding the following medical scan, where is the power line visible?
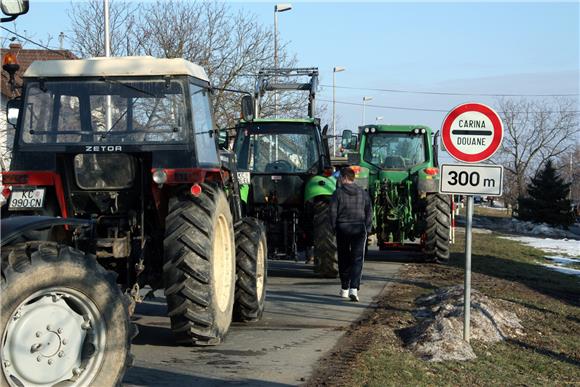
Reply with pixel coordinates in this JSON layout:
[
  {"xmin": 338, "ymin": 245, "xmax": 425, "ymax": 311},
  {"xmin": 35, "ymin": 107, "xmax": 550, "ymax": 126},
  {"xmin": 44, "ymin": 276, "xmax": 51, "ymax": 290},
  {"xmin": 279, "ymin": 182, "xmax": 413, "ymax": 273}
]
[
  {"xmin": 320, "ymin": 84, "xmax": 579, "ymax": 97},
  {"xmin": 0, "ymin": 26, "xmax": 71, "ymax": 58},
  {"xmin": 319, "ymin": 98, "xmax": 580, "ymax": 114}
]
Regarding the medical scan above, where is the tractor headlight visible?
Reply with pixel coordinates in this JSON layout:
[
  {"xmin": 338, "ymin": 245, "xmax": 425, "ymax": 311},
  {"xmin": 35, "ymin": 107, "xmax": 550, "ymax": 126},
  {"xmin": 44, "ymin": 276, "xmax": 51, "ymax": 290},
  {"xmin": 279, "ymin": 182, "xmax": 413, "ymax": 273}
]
[
  {"xmin": 370, "ymin": 127, "xmax": 376, "ymax": 133},
  {"xmin": 420, "ymin": 128, "xmax": 426, "ymax": 134},
  {"xmin": 364, "ymin": 127, "xmax": 370, "ymax": 133},
  {"xmin": 152, "ymin": 169, "xmax": 168, "ymax": 185},
  {"xmin": 413, "ymin": 128, "xmax": 420, "ymax": 134}
]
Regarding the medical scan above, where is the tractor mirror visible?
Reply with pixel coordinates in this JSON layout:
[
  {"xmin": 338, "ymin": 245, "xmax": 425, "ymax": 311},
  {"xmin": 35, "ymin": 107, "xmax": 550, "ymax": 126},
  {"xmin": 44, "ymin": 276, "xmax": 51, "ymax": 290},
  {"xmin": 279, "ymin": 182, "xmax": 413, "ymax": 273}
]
[
  {"xmin": 1, "ymin": 0, "xmax": 29, "ymax": 17},
  {"xmin": 6, "ymin": 98, "xmax": 20, "ymax": 127},
  {"xmin": 341, "ymin": 129, "xmax": 353, "ymax": 148},
  {"xmin": 347, "ymin": 152, "xmax": 361, "ymax": 165},
  {"xmin": 241, "ymin": 95, "xmax": 254, "ymax": 122},
  {"xmin": 218, "ymin": 129, "xmax": 229, "ymax": 149}
]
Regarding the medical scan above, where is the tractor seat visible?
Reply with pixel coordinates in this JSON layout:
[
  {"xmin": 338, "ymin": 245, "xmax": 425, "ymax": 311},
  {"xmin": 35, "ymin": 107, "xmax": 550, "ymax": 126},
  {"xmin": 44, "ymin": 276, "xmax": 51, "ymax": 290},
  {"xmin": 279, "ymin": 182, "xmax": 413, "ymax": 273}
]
[{"xmin": 383, "ymin": 156, "xmax": 405, "ymax": 169}]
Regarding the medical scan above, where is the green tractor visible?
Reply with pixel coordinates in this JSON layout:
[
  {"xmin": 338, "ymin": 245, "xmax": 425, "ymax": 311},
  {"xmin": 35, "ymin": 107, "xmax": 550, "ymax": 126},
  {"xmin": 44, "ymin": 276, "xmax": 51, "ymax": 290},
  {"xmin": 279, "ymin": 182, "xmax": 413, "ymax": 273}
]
[
  {"xmin": 231, "ymin": 68, "xmax": 338, "ymax": 277},
  {"xmin": 341, "ymin": 125, "xmax": 451, "ymax": 262}
]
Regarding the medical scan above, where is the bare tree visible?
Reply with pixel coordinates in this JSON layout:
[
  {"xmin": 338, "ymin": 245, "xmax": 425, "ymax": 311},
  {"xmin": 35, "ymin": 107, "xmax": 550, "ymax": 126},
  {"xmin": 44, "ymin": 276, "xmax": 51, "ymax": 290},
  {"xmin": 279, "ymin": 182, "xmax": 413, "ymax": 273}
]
[
  {"xmin": 68, "ymin": 0, "xmax": 308, "ymax": 128},
  {"xmin": 492, "ymin": 98, "xmax": 579, "ymax": 205}
]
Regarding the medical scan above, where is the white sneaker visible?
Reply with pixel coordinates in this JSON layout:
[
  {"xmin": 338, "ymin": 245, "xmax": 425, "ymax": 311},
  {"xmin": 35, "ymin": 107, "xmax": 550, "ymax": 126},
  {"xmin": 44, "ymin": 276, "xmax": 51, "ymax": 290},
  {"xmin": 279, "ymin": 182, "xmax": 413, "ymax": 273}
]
[
  {"xmin": 340, "ymin": 289, "xmax": 349, "ymax": 298},
  {"xmin": 349, "ymin": 288, "xmax": 359, "ymax": 302}
]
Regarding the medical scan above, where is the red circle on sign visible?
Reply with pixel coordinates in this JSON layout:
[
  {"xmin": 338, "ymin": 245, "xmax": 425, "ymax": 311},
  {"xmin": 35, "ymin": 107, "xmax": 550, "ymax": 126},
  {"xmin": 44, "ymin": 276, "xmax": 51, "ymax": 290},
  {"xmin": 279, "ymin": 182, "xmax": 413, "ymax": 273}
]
[{"xmin": 441, "ymin": 103, "xmax": 503, "ymax": 163}]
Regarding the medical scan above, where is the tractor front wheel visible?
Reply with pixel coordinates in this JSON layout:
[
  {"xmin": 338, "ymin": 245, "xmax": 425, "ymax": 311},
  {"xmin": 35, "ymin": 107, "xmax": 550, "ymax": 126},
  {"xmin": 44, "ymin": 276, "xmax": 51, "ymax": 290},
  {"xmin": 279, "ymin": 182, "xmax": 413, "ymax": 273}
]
[
  {"xmin": 424, "ymin": 194, "xmax": 451, "ymax": 263},
  {"xmin": 312, "ymin": 198, "xmax": 338, "ymax": 278},
  {"xmin": 163, "ymin": 185, "xmax": 236, "ymax": 345}
]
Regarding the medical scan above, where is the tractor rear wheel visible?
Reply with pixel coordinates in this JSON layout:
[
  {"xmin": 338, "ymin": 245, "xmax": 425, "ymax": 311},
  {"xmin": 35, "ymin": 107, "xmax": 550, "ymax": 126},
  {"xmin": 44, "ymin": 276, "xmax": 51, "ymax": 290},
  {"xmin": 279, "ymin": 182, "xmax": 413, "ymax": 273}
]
[
  {"xmin": 163, "ymin": 185, "xmax": 236, "ymax": 345},
  {"xmin": 424, "ymin": 194, "xmax": 451, "ymax": 263},
  {"xmin": 1, "ymin": 242, "xmax": 134, "ymax": 387},
  {"xmin": 313, "ymin": 198, "xmax": 338, "ymax": 278},
  {"xmin": 233, "ymin": 218, "xmax": 267, "ymax": 322}
]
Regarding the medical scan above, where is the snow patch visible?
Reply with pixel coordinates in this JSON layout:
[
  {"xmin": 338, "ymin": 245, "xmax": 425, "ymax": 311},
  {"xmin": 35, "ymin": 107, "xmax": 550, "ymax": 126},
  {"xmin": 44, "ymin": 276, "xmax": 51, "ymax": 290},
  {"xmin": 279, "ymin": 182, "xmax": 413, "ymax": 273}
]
[
  {"xmin": 542, "ymin": 264, "xmax": 580, "ymax": 277},
  {"xmin": 499, "ymin": 235, "xmax": 580, "ymax": 257},
  {"xmin": 405, "ymin": 286, "xmax": 523, "ymax": 362}
]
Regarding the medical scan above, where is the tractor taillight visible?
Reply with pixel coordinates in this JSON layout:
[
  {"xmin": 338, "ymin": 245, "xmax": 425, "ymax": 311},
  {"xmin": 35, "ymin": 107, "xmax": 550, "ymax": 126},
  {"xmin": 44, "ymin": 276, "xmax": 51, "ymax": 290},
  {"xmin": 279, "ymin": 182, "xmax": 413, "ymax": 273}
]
[
  {"xmin": 424, "ymin": 167, "xmax": 439, "ymax": 175},
  {"xmin": 1, "ymin": 187, "xmax": 11, "ymax": 199},
  {"xmin": 323, "ymin": 168, "xmax": 334, "ymax": 177},
  {"xmin": 350, "ymin": 165, "xmax": 362, "ymax": 174},
  {"xmin": 190, "ymin": 183, "xmax": 202, "ymax": 197}
]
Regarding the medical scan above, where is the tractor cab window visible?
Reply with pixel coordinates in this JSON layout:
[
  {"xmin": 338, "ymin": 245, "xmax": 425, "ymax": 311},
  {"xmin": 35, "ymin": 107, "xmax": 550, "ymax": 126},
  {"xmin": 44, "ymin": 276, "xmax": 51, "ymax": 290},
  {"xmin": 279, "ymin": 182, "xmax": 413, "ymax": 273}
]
[
  {"xmin": 190, "ymin": 84, "xmax": 219, "ymax": 165},
  {"xmin": 235, "ymin": 123, "xmax": 320, "ymax": 174},
  {"xmin": 363, "ymin": 132, "xmax": 426, "ymax": 169},
  {"xmin": 20, "ymin": 79, "xmax": 187, "ymax": 145}
]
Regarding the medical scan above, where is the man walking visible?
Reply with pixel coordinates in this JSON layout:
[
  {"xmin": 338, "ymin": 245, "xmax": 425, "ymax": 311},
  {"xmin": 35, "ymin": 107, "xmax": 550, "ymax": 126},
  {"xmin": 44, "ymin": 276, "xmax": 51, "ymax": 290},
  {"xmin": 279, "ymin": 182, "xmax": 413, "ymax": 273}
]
[{"xmin": 329, "ymin": 167, "xmax": 372, "ymax": 302}]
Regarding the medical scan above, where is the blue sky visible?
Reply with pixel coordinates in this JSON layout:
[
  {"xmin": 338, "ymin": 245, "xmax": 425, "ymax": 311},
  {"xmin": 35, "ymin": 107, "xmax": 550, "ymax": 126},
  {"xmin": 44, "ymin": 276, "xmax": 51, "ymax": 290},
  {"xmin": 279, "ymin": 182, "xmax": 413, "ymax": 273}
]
[{"xmin": 2, "ymin": 1, "xmax": 579, "ymax": 143}]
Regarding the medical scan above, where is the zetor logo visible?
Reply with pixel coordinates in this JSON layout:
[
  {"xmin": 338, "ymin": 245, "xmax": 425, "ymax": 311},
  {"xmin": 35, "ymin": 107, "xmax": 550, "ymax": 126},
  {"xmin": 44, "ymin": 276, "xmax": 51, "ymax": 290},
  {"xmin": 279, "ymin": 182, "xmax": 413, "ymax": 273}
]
[{"xmin": 85, "ymin": 145, "xmax": 123, "ymax": 152}]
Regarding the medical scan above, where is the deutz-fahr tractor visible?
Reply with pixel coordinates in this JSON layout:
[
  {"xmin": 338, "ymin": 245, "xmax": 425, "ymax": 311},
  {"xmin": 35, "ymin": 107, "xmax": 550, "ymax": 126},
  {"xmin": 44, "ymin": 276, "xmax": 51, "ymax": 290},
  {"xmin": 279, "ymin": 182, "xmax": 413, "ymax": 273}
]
[
  {"xmin": 231, "ymin": 68, "xmax": 338, "ymax": 277},
  {"xmin": 0, "ymin": 56, "xmax": 267, "ymax": 386},
  {"xmin": 341, "ymin": 124, "xmax": 451, "ymax": 262}
]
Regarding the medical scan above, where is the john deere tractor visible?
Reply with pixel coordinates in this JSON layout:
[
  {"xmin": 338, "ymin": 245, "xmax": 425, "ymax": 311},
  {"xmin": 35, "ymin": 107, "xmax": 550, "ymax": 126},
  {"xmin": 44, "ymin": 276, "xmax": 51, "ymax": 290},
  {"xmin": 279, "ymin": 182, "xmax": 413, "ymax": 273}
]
[
  {"xmin": 0, "ymin": 56, "xmax": 267, "ymax": 386},
  {"xmin": 341, "ymin": 125, "xmax": 451, "ymax": 262},
  {"xmin": 231, "ymin": 68, "xmax": 338, "ymax": 277}
]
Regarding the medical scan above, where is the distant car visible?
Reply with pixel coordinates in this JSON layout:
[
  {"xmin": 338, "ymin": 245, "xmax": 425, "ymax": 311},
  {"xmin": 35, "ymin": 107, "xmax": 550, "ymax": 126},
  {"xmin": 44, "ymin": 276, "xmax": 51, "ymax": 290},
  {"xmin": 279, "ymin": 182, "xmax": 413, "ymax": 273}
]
[{"xmin": 473, "ymin": 195, "xmax": 483, "ymax": 204}]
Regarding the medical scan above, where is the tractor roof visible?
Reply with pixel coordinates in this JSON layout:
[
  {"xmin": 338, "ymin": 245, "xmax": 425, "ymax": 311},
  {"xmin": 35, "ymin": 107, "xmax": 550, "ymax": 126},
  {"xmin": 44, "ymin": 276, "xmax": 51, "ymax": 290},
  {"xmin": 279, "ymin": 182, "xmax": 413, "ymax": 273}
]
[
  {"xmin": 244, "ymin": 118, "xmax": 317, "ymax": 124},
  {"xmin": 23, "ymin": 56, "xmax": 209, "ymax": 82}
]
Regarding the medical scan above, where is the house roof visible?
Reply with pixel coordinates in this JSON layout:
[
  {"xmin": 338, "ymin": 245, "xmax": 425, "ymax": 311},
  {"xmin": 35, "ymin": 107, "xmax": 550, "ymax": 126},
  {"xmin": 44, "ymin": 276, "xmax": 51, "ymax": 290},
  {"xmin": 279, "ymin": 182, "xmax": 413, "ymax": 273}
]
[
  {"xmin": 24, "ymin": 56, "xmax": 210, "ymax": 82},
  {"xmin": 1, "ymin": 42, "xmax": 76, "ymax": 98}
]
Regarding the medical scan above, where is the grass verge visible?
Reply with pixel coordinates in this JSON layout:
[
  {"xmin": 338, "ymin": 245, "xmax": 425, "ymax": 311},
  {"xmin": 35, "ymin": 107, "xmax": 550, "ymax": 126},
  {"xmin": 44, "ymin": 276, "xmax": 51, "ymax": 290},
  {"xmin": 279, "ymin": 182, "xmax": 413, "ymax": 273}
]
[{"xmin": 308, "ymin": 231, "xmax": 580, "ymax": 386}]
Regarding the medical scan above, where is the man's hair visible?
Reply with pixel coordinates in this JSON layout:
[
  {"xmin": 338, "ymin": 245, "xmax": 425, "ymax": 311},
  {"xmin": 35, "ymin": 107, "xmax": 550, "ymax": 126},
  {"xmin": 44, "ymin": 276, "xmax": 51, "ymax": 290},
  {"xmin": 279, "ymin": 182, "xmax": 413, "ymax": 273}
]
[{"xmin": 340, "ymin": 167, "xmax": 356, "ymax": 182}]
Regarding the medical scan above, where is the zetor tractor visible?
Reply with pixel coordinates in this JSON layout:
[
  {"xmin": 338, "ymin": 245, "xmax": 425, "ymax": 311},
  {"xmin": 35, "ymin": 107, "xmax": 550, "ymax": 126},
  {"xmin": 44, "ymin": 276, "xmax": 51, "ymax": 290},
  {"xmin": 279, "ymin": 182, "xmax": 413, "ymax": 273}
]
[
  {"xmin": 232, "ymin": 68, "xmax": 338, "ymax": 277},
  {"xmin": 341, "ymin": 125, "xmax": 451, "ymax": 262},
  {"xmin": 0, "ymin": 56, "xmax": 267, "ymax": 386}
]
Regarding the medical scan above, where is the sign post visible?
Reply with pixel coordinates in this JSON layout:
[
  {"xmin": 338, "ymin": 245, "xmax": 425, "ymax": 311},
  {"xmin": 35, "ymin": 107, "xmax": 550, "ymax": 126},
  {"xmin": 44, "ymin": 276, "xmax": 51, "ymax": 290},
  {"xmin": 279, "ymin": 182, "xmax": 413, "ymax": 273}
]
[{"xmin": 440, "ymin": 102, "xmax": 504, "ymax": 343}]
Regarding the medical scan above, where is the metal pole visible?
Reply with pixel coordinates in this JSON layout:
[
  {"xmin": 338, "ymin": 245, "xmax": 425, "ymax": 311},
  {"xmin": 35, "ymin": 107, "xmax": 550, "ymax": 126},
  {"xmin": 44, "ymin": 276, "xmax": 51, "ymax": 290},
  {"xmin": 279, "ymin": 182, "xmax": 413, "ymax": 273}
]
[
  {"xmin": 463, "ymin": 195, "xmax": 474, "ymax": 342},
  {"xmin": 104, "ymin": 0, "xmax": 112, "ymax": 131},
  {"xmin": 273, "ymin": 10, "xmax": 278, "ymax": 118},
  {"xmin": 332, "ymin": 70, "xmax": 336, "ymax": 157},
  {"xmin": 362, "ymin": 99, "xmax": 366, "ymax": 125}
]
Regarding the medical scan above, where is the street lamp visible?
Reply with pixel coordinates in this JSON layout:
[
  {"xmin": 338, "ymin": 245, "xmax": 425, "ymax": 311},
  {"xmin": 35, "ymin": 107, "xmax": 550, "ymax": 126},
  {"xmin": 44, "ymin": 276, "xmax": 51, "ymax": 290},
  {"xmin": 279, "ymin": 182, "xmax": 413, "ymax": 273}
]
[
  {"xmin": 375, "ymin": 116, "xmax": 383, "ymax": 123},
  {"xmin": 332, "ymin": 66, "xmax": 345, "ymax": 156},
  {"xmin": 362, "ymin": 96, "xmax": 373, "ymax": 125},
  {"xmin": 274, "ymin": 3, "xmax": 292, "ymax": 117}
]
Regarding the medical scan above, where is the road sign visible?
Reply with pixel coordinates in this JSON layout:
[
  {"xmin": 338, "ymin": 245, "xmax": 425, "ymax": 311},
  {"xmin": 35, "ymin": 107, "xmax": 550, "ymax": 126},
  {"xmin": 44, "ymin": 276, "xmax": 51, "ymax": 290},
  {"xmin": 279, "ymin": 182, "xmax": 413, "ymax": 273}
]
[
  {"xmin": 442, "ymin": 103, "xmax": 503, "ymax": 163},
  {"xmin": 439, "ymin": 164, "xmax": 503, "ymax": 196}
]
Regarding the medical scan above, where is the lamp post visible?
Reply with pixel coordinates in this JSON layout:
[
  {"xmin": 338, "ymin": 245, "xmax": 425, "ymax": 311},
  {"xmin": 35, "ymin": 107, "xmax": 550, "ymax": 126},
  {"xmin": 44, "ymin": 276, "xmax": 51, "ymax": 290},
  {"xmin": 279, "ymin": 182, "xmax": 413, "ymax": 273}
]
[
  {"xmin": 104, "ymin": 0, "xmax": 112, "ymax": 131},
  {"xmin": 274, "ymin": 3, "xmax": 292, "ymax": 117},
  {"xmin": 332, "ymin": 66, "xmax": 345, "ymax": 156},
  {"xmin": 362, "ymin": 96, "xmax": 373, "ymax": 125}
]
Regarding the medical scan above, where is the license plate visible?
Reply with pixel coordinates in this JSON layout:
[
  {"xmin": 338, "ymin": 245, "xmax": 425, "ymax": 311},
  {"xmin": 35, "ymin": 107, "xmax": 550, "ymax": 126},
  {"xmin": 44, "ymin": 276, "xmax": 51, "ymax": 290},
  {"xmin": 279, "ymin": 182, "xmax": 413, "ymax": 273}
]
[{"xmin": 8, "ymin": 188, "xmax": 45, "ymax": 210}]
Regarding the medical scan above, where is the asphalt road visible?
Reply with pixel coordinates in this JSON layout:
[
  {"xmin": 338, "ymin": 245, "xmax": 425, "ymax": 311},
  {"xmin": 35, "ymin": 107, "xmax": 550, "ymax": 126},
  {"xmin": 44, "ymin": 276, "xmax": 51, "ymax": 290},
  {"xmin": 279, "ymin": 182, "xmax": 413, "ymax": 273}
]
[{"xmin": 124, "ymin": 246, "xmax": 406, "ymax": 386}]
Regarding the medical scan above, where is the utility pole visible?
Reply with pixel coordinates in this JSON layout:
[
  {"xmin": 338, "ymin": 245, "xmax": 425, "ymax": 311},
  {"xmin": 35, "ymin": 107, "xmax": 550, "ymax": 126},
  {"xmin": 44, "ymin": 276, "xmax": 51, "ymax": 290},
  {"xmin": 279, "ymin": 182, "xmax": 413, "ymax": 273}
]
[
  {"xmin": 104, "ymin": 0, "xmax": 112, "ymax": 131},
  {"xmin": 362, "ymin": 96, "xmax": 372, "ymax": 125},
  {"xmin": 332, "ymin": 66, "xmax": 345, "ymax": 156}
]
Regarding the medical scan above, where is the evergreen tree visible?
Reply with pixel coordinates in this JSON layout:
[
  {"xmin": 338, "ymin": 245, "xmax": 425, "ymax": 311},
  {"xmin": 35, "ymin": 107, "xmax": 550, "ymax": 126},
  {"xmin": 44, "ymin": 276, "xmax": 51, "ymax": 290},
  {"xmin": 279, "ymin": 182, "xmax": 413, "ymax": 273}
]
[{"xmin": 518, "ymin": 159, "xmax": 575, "ymax": 227}]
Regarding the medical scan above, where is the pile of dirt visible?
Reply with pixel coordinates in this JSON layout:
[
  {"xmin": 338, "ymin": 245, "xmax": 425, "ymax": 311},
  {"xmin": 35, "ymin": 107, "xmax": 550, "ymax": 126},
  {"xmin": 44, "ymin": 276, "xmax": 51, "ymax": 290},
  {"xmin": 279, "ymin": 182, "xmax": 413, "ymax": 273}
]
[{"xmin": 404, "ymin": 285, "xmax": 524, "ymax": 362}]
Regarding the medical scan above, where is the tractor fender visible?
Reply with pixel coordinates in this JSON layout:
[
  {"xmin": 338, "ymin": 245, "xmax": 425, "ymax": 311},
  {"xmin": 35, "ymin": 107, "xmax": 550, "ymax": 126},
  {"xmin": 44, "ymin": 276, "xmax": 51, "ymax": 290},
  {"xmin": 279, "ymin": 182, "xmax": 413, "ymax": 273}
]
[
  {"xmin": 418, "ymin": 177, "xmax": 439, "ymax": 194},
  {"xmin": 304, "ymin": 176, "xmax": 337, "ymax": 202},
  {"xmin": 239, "ymin": 184, "xmax": 250, "ymax": 204},
  {"xmin": 1, "ymin": 216, "xmax": 92, "ymax": 246}
]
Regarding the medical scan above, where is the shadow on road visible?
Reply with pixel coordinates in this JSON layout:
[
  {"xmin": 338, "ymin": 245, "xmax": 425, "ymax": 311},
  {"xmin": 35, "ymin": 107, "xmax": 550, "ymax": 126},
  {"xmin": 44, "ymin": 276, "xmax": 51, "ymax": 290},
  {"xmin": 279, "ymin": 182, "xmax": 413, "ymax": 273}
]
[{"xmin": 124, "ymin": 366, "xmax": 294, "ymax": 387}]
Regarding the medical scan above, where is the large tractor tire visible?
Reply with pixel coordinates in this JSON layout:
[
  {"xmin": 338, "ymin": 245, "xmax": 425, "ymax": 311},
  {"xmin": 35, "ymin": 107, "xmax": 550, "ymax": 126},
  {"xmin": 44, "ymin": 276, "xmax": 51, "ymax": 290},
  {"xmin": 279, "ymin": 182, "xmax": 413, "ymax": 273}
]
[
  {"xmin": 312, "ymin": 198, "xmax": 338, "ymax": 278},
  {"xmin": 233, "ymin": 218, "xmax": 267, "ymax": 322},
  {"xmin": 163, "ymin": 184, "xmax": 236, "ymax": 345},
  {"xmin": 1, "ymin": 242, "xmax": 134, "ymax": 387},
  {"xmin": 424, "ymin": 194, "xmax": 451, "ymax": 263}
]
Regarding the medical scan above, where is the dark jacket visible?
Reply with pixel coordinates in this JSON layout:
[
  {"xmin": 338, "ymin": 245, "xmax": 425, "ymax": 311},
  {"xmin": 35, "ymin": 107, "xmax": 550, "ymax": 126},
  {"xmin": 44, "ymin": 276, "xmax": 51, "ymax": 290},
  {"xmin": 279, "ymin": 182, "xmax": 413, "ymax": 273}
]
[{"xmin": 330, "ymin": 182, "xmax": 372, "ymax": 233}]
